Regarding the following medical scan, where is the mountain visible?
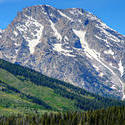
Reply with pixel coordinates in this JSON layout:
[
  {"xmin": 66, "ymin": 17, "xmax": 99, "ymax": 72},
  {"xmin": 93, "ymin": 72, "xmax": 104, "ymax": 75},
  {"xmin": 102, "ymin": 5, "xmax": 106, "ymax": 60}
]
[
  {"xmin": 0, "ymin": 5, "xmax": 125, "ymax": 99},
  {"xmin": 0, "ymin": 59, "xmax": 125, "ymax": 115}
]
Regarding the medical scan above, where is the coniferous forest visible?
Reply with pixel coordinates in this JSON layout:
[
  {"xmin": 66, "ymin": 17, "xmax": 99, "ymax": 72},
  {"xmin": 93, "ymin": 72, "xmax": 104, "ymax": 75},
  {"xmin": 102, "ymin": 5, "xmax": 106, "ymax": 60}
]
[{"xmin": 0, "ymin": 106, "xmax": 125, "ymax": 125}]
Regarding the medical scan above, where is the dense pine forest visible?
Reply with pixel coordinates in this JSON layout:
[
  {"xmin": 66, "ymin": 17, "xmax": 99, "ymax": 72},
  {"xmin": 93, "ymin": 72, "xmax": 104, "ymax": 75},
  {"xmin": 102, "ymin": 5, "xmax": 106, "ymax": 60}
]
[{"xmin": 0, "ymin": 106, "xmax": 125, "ymax": 125}]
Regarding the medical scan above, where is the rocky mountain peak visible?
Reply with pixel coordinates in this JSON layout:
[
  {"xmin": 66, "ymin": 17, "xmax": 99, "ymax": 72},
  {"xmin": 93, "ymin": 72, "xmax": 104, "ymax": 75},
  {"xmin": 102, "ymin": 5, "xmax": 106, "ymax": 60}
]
[{"xmin": 0, "ymin": 5, "xmax": 125, "ymax": 99}]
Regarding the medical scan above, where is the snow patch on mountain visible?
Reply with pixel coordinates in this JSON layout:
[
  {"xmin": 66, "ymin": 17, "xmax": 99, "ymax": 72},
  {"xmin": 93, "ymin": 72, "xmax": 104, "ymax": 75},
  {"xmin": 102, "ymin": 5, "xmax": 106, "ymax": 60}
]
[
  {"xmin": 25, "ymin": 16, "xmax": 44, "ymax": 54},
  {"xmin": 111, "ymin": 85, "xmax": 117, "ymax": 90},
  {"xmin": 96, "ymin": 24, "xmax": 120, "ymax": 42},
  {"xmin": 50, "ymin": 20, "xmax": 62, "ymax": 40},
  {"xmin": 95, "ymin": 35, "xmax": 110, "ymax": 47},
  {"xmin": 64, "ymin": 36, "xmax": 69, "ymax": 41},
  {"xmin": 87, "ymin": 12, "xmax": 98, "ymax": 21},
  {"xmin": 73, "ymin": 29, "xmax": 86, "ymax": 48},
  {"xmin": 58, "ymin": 10, "xmax": 73, "ymax": 21},
  {"xmin": 93, "ymin": 65, "xmax": 104, "ymax": 77},
  {"xmin": 73, "ymin": 29, "xmax": 115, "ymax": 75},
  {"xmin": 118, "ymin": 60, "xmax": 124, "ymax": 77},
  {"xmin": 16, "ymin": 15, "xmax": 44, "ymax": 54},
  {"xmin": 13, "ymin": 31, "xmax": 18, "ymax": 37},
  {"xmin": 53, "ymin": 43, "xmax": 75, "ymax": 57},
  {"xmin": 28, "ymin": 26, "xmax": 44, "ymax": 54},
  {"xmin": 104, "ymin": 49, "xmax": 114, "ymax": 55},
  {"xmin": 93, "ymin": 65, "xmax": 100, "ymax": 72},
  {"xmin": 95, "ymin": 35, "xmax": 107, "ymax": 42},
  {"xmin": 99, "ymin": 72, "xmax": 104, "ymax": 77},
  {"xmin": 14, "ymin": 43, "xmax": 20, "ymax": 47},
  {"xmin": 120, "ymin": 79, "xmax": 125, "ymax": 100}
]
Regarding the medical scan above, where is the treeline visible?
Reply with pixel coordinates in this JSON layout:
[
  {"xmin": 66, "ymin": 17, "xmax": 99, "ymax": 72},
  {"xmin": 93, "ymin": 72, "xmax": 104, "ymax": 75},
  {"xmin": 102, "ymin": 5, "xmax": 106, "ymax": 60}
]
[
  {"xmin": 0, "ymin": 106, "xmax": 125, "ymax": 125},
  {"xmin": 0, "ymin": 59, "xmax": 125, "ymax": 111}
]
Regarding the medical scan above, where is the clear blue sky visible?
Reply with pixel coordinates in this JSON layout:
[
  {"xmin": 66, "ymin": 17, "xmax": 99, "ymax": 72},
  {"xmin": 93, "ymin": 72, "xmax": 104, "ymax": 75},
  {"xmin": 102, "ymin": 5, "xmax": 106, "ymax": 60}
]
[{"xmin": 0, "ymin": 0, "xmax": 125, "ymax": 35}]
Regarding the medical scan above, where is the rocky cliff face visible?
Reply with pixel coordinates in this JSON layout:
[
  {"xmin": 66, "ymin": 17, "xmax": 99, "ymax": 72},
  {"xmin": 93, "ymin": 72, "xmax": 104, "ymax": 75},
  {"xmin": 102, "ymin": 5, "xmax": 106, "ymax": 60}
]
[{"xmin": 0, "ymin": 5, "xmax": 125, "ymax": 99}]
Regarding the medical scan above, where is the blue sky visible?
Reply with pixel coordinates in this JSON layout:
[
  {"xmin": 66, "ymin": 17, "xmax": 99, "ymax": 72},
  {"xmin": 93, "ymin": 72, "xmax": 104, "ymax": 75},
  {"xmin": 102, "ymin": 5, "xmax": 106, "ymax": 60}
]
[{"xmin": 0, "ymin": 0, "xmax": 125, "ymax": 35}]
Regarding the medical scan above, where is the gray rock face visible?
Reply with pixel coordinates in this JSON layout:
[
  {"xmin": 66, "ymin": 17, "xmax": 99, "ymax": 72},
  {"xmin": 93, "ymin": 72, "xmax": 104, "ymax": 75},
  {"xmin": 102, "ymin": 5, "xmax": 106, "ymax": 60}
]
[{"xmin": 0, "ymin": 5, "xmax": 125, "ymax": 99}]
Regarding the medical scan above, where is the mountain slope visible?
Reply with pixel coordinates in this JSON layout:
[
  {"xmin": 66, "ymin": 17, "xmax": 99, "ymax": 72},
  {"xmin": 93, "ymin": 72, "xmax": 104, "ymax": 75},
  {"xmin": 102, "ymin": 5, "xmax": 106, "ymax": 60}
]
[
  {"xmin": 0, "ymin": 59, "xmax": 125, "ymax": 115},
  {"xmin": 0, "ymin": 5, "xmax": 125, "ymax": 99}
]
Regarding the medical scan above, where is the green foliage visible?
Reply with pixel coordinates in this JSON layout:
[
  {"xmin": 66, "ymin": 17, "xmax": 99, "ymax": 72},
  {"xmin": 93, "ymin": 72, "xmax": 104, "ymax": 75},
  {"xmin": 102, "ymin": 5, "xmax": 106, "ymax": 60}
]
[
  {"xmin": 0, "ymin": 106, "xmax": 125, "ymax": 125},
  {"xmin": 0, "ymin": 59, "xmax": 125, "ymax": 116}
]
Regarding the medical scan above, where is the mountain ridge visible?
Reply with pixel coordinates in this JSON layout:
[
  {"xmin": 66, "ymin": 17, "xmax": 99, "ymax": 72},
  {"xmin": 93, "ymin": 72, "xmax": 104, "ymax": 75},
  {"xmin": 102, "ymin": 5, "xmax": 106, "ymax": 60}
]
[{"xmin": 0, "ymin": 5, "xmax": 125, "ymax": 99}]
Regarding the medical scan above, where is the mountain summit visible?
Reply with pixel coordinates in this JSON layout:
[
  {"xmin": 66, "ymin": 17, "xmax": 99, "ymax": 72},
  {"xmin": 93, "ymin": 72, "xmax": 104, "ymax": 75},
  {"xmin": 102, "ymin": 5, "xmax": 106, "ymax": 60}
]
[{"xmin": 0, "ymin": 5, "xmax": 125, "ymax": 99}]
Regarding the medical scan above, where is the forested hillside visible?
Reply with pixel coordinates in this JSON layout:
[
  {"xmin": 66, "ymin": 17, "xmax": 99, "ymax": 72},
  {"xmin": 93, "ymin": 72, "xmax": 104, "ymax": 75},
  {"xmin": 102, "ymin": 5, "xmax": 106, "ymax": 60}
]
[{"xmin": 0, "ymin": 59, "xmax": 125, "ymax": 115}]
